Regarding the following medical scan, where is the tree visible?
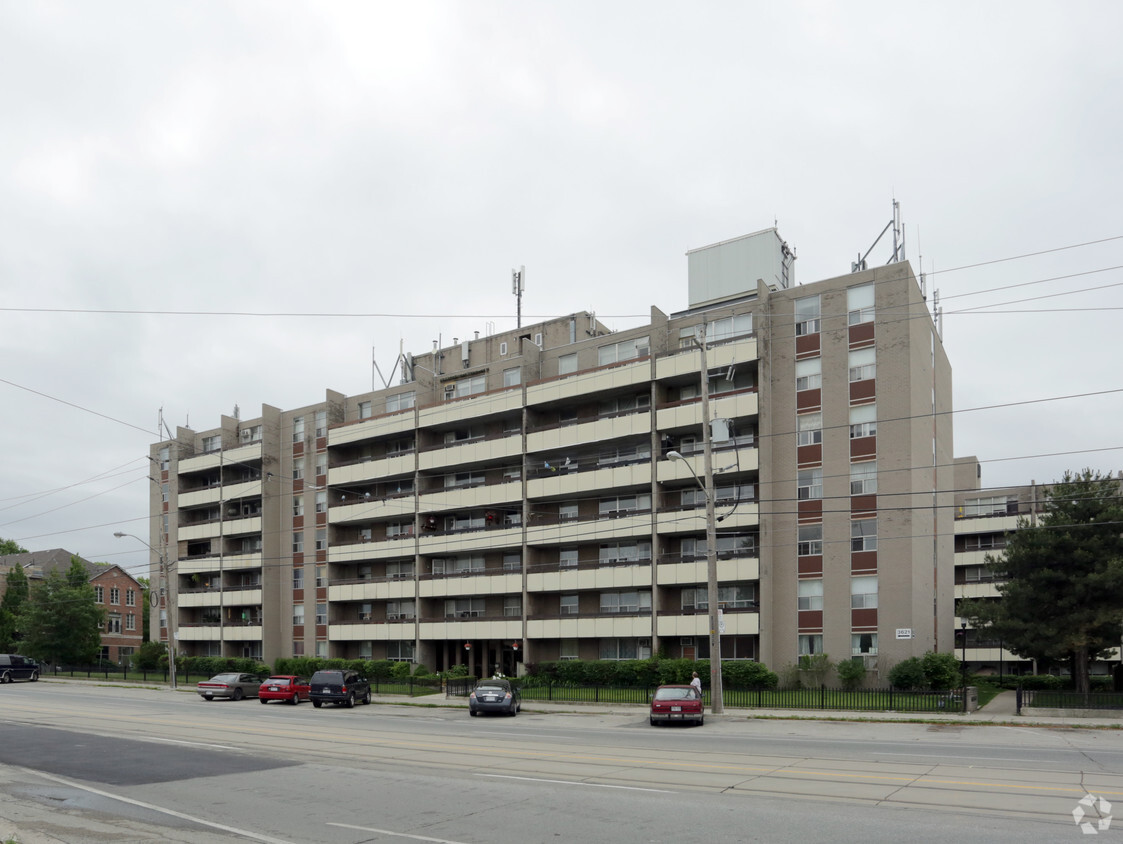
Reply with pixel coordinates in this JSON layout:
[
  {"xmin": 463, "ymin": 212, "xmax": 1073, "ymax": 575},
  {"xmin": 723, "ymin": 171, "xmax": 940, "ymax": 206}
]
[
  {"xmin": 17, "ymin": 557, "xmax": 105, "ymax": 665},
  {"xmin": 0, "ymin": 560, "xmax": 31, "ymax": 651},
  {"xmin": 961, "ymin": 469, "xmax": 1123, "ymax": 694},
  {"xmin": 0, "ymin": 537, "xmax": 28, "ymax": 555}
]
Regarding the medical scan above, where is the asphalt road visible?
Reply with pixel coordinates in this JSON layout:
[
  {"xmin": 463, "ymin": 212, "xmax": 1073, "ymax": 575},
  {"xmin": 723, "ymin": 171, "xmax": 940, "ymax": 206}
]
[{"xmin": 2, "ymin": 681, "xmax": 1122, "ymax": 843}]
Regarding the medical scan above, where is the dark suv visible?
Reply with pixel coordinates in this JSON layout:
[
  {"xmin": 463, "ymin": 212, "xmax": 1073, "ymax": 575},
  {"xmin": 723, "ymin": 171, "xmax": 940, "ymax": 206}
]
[
  {"xmin": 0, "ymin": 654, "xmax": 40, "ymax": 683},
  {"xmin": 309, "ymin": 669, "xmax": 372, "ymax": 708}
]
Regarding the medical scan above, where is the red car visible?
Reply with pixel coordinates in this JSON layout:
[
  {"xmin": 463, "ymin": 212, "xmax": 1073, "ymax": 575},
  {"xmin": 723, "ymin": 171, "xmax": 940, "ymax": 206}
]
[
  {"xmin": 649, "ymin": 684, "xmax": 704, "ymax": 726},
  {"xmin": 258, "ymin": 675, "xmax": 311, "ymax": 705}
]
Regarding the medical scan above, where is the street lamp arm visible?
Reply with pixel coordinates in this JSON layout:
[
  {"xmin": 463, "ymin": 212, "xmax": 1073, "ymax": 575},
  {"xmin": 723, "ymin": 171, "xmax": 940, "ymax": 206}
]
[{"xmin": 667, "ymin": 450, "xmax": 710, "ymax": 501}]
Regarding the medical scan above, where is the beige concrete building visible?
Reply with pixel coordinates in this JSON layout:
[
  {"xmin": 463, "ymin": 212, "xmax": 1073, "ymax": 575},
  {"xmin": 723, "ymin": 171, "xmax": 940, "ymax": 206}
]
[{"xmin": 150, "ymin": 230, "xmax": 955, "ymax": 679}]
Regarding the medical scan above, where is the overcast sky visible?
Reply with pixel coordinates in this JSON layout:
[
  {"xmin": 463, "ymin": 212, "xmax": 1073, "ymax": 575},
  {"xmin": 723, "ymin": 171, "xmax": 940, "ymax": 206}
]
[{"xmin": 3, "ymin": 2, "xmax": 1122, "ymax": 580}]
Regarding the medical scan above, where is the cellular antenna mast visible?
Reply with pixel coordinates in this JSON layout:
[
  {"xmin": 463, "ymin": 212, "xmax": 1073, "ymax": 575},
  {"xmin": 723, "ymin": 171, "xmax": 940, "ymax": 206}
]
[
  {"xmin": 851, "ymin": 198, "xmax": 906, "ymax": 272},
  {"xmin": 512, "ymin": 265, "xmax": 525, "ymax": 329}
]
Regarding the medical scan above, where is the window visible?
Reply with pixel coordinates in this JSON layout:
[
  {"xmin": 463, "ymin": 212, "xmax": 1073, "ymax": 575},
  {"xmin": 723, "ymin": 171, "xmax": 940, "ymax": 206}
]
[
  {"xmin": 964, "ymin": 534, "xmax": 1006, "ymax": 552},
  {"xmin": 240, "ymin": 425, "xmax": 262, "ymax": 444},
  {"xmin": 387, "ymin": 391, "xmax": 416, "ymax": 412},
  {"xmin": 358, "ymin": 401, "xmax": 372, "ymax": 420},
  {"xmin": 559, "ymin": 548, "xmax": 578, "ymax": 568},
  {"xmin": 293, "ymin": 640, "xmax": 304, "ymax": 656},
  {"xmin": 447, "ymin": 374, "xmax": 486, "ymax": 399},
  {"xmin": 106, "ymin": 614, "xmax": 122, "ymax": 634},
  {"xmin": 799, "ymin": 634, "xmax": 824, "ymax": 655},
  {"xmin": 388, "ymin": 599, "xmax": 415, "ymax": 620},
  {"xmin": 315, "ymin": 490, "xmax": 327, "ymax": 513},
  {"xmin": 315, "ymin": 529, "xmax": 327, "ymax": 551},
  {"xmin": 109, "ymin": 587, "xmax": 120, "ymax": 605},
  {"xmin": 504, "ymin": 596, "xmax": 522, "ymax": 617},
  {"xmin": 852, "ymin": 632, "xmax": 878, "ymax": 656},
  {"xmin": 445, "ymin": 470, "xmax": 485, "ymax": 489},
  {"xmin": 387, "ymin": 561, "xmax": 414, "ymax": 579},
  {"xmin": 599, "ymin": 541, "xmax": 652, "ymax": 564},
  {"xmin": 388, "ymin": 640, "xmax": 415, "ymax": 662},
  {"xmin": 293, "ymin": 457, "xmax": 304, "ymax": 481},
  {"xmin": 797, "ymin": 412, "xmax": 822, "ymax": 446},
  {"xmin": 680, "ymin": 313, "xmax": 752, "ymax": 346},
  {"xmin": 560, "ymin": 638, "xmax": 579, "ymax": 660},
  {"xmin": 293, "ymin": 495, "xmax": 304, "ymax": 517},
  {"xmin": 681, "ymin": 535, "xmax": 756, "ymax": 559},
  {"xmin": 202, "ymin": 434, "xmax": 221, "ymax": 453},
  {"xmin": 315, "ymin": 641, "xmax": 327, "ymax": 658},
  {"xmin": 125, "ymin": 614, "xmax": 136, "ymax": 631},
  {"xmin": 126, "ymin": 588, "xmax": 135, "ymax": 607},
  {"xmin": 503, "ymin": 367, "xmax": 521, "ymax": 387},
  {"xmin": 161, "ymin": 483, "xmax": 169, "ymax": 503},
  {"xmin": 597, "ymin": 442, "xmax": 650, "ymax": 465},
  {"xmin": 598, "ymin": 494, "xmax": 651, "ymax": 516},
  {"xmin": 499, "ymin": 341, "xmax": 508, "ymax": 356},
  {"xmin": 851, "ymin": 518, "xmax": 877, "ymax": 552},
  {"xmin": 797, "ymin": 468, "xmax": 823, "ymax": 500},
  {"xmin": 850, "ymin": 461, "xmax": 877, "ymax": 495},
  {"xmin": 95, "ymin": 586, "xmax": 104, "ymax": 604},
  {"xmin": 503, "ymin": 553, "xmax": 521, "ymax": 572},
  {"xmin": 963, "ymin": 496, "xmax": 1017, "ymax": 517},
  {"xmin": 293, "ymin": 605, "xmax": 305, "ymax": 625},
  {"xmin": 798, "ymin": 579, "xmax": 823, "ymax": 610},
  {"xmin": 158, "ymin": 445, "xmax": 170, "ymax": 471},
  {"xmin": 797, "ymin": 524, "xmax": 823, "ymax": 556},
  {"xmin": 599, "ymin": 638, "xmax": 652, "ymax": 660},
  {"xmin": 795, "ymin": 295, "xmax": 821, "ymax": 335},
  {"xmin": 848, "ymin": 347, "xmax": 876, "ymax": 382},
  {"xmin": 683, "ymin": 584, "xmax": 757, "ymax": 611},
  {"xmin": 315, "ymin": 455, "xmax": 327, "ymax": 477},
  {"xmin": 849, "ymin": 404, "xmax": 877, "ymax": 439},
  {"xmin": 559, "ymin": 353, "xmax": 577, "ymax": 375},
  {"xmin": 431, "ymin": 555, "xmax": 485, "ymax": 575},
  {"xmin": 387, "ymin": 521, "xmax": 412, "ymax": 539},
  {"xmin": 315, "ymin": 603, "xmax": 327, "ymax": 625},
  {"xmin": 445, "ymin": 597, "xmax": 485, "ymax": 618},
  {"xmin": 314, "ymin": 410, "xmax": 327, "ymax": 438},
  {"xmin": 315, "ymin": 564, "xmax": 327, "ymax": 587},
  {"xmin": 851, "ymin": 576, "xmax": 878, "ymax": 609},
  {"xmin": 159, "ymin": 608, "xmax": 167, "ymax": 628},
  {"xmin": 558, "ymin": 503, "xmax": 578, "ymax": 522},
  {"xmin": 795, "ymin": 358, "xmax": 821, "ymax": 391},
  {"xmin": 597, "ymin": 335, "xmax": 649, "ymax": 366},
  {"xmin": 292, "ymin": 416, "xmax": 304, "ymax": 443},
  {"xmin": 847, "ymin": 283, "xmax": 875, "ymax": 325},
  {"xmin": 600, "ymin": 393, "xmax": 650, "ymax": 417},
  {"xmin": 599, "ymin": 590, "xmax": 651, "ymax": 614},
  {"xmin": 293, "ymin": 568, "xmax": 304, "ymax": 590},
  {"xmin": 560, "ymin": 594, "xmax": 578, "ymax": 615}
]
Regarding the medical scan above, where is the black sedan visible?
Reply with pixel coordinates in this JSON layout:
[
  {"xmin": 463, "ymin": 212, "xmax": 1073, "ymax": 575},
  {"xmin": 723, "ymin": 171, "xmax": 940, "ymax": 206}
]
[{"xmin": 469, "ymin": 678, "xmax": 521, "ymax": 716}]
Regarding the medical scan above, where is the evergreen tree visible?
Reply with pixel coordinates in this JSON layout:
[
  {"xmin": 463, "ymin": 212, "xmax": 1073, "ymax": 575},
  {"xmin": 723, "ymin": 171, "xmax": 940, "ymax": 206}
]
[
  {"xmin": 0, "ymin": 560, "xmax": 31, "ymax": 651},
  {"xmin": 17, "ymin": 557, "xmax": 105, "ymax": 665},
  {"xmin": 962, "ymin": 469, "xmax": 1123, "ymax": 694}
]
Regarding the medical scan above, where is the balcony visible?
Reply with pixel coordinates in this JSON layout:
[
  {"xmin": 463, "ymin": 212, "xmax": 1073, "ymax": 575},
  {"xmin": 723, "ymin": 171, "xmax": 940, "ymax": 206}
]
[
  {"xmin": 328, "ymin": 620, "xmax": 418, "ymax": 641},
  {"xmin": 527, "ymin": 612, "xmax": 651, "ymax": 640},
  {"xmin": 527, "ymin": 357, "xmax": 651, "ymax": 407},
  {"xmin": 418, "ymin": 571, "xmax": 521, "ymax": 599},
  {"xmin": 328, "ymin": 578, "xmax": 416, "ymax": 602},
  {"xmin": 656, "ymin": 609, "xmax": 759, "ymax": 638},
  {"xmin": 654, "ymin": 336, "xmax": 757, "ymax": 381},
  {"xmin": 526, "ymin": 560, "xmax": 652, "ymax": 593},
  {"xmin": 655, "ymin": 554, "xmax": 759, "ymax": 585},
  {"xmin": 418, "ymin": 618, "xmax": 523, "ymax": 640},
  {"xmin": 418, "ymin": 431, "xmax": 524, "ymax": 473}
]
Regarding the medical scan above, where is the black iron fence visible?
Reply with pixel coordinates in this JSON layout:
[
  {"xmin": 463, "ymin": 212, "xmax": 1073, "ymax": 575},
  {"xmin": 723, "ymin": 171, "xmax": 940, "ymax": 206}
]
[
  {"xmin": 448, "ymin": 679, "xmax": 964, "ymax": 713},
  {"xmin": 1017, "ymin": 688, "xmax": 1123, "ymax": 713}
]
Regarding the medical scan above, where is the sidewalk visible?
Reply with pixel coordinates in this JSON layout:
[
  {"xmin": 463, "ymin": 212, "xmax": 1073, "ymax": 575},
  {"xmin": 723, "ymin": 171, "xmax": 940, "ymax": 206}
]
[{"xmin": 389, "ymin": 688, "xmax": 1123, "ymax": 728}]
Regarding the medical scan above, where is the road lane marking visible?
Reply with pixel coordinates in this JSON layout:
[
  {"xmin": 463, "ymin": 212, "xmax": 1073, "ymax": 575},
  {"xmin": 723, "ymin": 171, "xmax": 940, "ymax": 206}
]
[
  {"xmin": 328, "ymin": 822, "xmax": 470, "ymax": 843},
  {"xmin": 16, "ymin": 767, "xmax": 292, "ymax": 844},
  {"xmin": 143, "ymin": 737, "xmax": 239, "ymax": 750},
  {"xmin": 477, "ymin": 773, "xmax": 674, "ymax": 793}
]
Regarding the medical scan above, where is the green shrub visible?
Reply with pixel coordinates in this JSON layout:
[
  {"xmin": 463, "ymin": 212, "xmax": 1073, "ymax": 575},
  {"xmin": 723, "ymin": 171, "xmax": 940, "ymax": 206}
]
[
  {"xmin": 1017, "ymin": 674, "xmax": 1065, "ymax": 690},
  {"xmin": 888, "ymin": 657, "xmax": 926, "ymax": 690},
  {"xmin": 133, "ymin": 641, "xmax": 167, "ymax": 671},
  {"xmin": 723, "ymin": 660, "xmax": 779, "ymax": 690},
  {"xmin": 922, "ymin": 651, "xmax": 963, "ymax": 690},
  {"xmin": 777, "ymin": 662, "xmax": 802, "ymax": 689},
  {"xmin": 798, "ymin": 653, "xmax": 834, "ymax": 686},
  {"xmin": 836, "ymin": 658, "xmax": 866, "ymax": 690}
]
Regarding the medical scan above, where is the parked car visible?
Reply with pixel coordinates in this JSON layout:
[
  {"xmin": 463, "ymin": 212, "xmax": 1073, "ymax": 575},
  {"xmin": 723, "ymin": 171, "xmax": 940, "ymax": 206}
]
[
  {"xmin": 308, "ymin": 669, "xmax": 371, "ymax": 708},
  {"xmin": 469, "ymin": 678, "xmax": 521, "ymax": 717},
  {"xmin": 197, "ymin": 673, "xmax": 264, "ymax": 701},
  {"xmin": 258, "ymin": 675, "xmax": 310, "ymax": 705},
  {"xmin": 649, "ymin": 684, "xmax": 704, "ymax": 726},
  {"xmin": 0, "ymin": 654, "xmax": 39, "ymax": 683}
]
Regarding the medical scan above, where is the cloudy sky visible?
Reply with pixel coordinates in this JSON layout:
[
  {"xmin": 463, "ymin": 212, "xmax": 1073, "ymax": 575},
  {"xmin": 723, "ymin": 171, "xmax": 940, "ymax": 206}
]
[{"xmin": 3, "ymin": 2, "xmax": 1122, "ymax": 580}]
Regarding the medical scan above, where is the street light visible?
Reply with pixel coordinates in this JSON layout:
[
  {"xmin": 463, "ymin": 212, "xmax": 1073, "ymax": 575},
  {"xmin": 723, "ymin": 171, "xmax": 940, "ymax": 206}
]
[
  {"xmin": 668, "ymin": 447, "xmax": 724, "ymax": 715},
  {"xmin": 960, "ymin": 619, "xmax": 968, "ymax": 686},
  {"xmin": 115, "ymin": 531, "xmax": 177, "ymax": 689}
]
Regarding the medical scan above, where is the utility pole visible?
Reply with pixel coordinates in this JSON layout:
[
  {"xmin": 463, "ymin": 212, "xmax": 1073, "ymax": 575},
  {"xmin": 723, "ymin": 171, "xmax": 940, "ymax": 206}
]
[{"xmin": 114, "ymin": 531, "xmax": 177, "ymax": 689}]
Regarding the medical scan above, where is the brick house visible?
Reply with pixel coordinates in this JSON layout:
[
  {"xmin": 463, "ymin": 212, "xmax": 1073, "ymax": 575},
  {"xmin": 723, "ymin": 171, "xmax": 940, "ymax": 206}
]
[{"xmin": 0, "ymin": 549, "xmax": 145, "ymax": 664}]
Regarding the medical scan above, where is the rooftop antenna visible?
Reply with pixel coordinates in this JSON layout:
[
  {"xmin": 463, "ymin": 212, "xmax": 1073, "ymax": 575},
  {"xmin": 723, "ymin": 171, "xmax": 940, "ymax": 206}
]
[
  {"xmin": 512, "ymin": 265, "xmax": 525, "ymax": 329},
  {"xmin": 851, "ymin": 198, "xmax": 906, "ymax": 273}
]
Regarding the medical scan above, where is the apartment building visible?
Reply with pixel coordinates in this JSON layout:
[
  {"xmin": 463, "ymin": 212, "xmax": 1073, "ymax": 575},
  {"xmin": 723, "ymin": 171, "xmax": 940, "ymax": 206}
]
[{"xmin": 151, "ymin": 229, "xmax": 955, "ymax": 678}]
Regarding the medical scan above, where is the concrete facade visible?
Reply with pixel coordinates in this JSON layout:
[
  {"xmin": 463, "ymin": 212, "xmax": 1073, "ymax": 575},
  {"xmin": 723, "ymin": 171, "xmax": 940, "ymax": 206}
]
[{"xmin": 151, "ymin": 246, "xmax": 953, "ymax": 681}]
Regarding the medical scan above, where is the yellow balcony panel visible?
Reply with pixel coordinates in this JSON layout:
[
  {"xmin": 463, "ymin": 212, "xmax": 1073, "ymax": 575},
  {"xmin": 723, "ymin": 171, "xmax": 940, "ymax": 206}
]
[
  {"xmin": 418, "ymin": 481, "xmax": 522, "ymax": 513},
  {"xmin": 590, "ymin": 615, "xmax": 652, "ymax": 638},
  {"xmin": 178, "ymin": 443, "xmax": 261, "ymax": 475},
  {"xmin": 656, "ymin": 612, "xmax": 758, "ymax": 637},
  {"xmin": 419, "ymin": 619, "xmax": 522, "ymax": 640},
  {"xmin": 654, "ymin": 338, "xmax": 757, "ymax": 381},
  {"xmin": 526, "ymin": 564, "xmax": 652, "ymax": 593},
  {"xmin": 526, "ymin": 358, "xmax": 651, "ymax": 407},
  {"xmin": 328, "ymin": 540, "xmax": 417, "ymax": 564},
  {"xmin": 224, "ymin": 588, "xmax": 262, "ymax": 605},
  {"xmin": 526, "ymin": 413, "xmax": 651, "ymax": 455},
  {"xmin": 328, "ymin": 580, "xmax": 416, "ymax": 602},
  {"xmin": 330, "ymin": 411, "xmax": 417, "ymax": 447},
  {"xmin": 955, "ymin": 582, "xmax": 1004, "ymax": 600},
  {"xmin": 329, "ymin": 621, "xmax": 417, "ymax": 641},
  {"xmin": 330, "ymin": 496, "xmax": 409, "ymax": 525},
  {"xmin": 418, "ymin": 435, "xmax": 524, "ymax": 473},
  {"xmin": 527, "ymin": 463, "xmax": 651, "ymax": 500},
  {"xmin": 178, "ymin": 591, "xmax": 223, "ymax": 608},
  {"xmin": 655, "ymin": 505, "xmax": 758, "ymax": 536},
  {"xmin": 330, "ymin": 454, "xmax": 416, "ymax": 487},
  {"xmin": 656, "ymin": 557, "xmax": 759, "ymax": 585},
  {"xmin": 177, "ymin": 626, "xmax": 222, "ymax": 641},
  {"xmin": 222, "ymin": 625, "xmax": 263, "ymax": 641},
  {"xmin": 419, "ymin": 573, "xmax": 522, "ymax": 599},
  {"xmin": 418, "ymin": 526, "xmax": 522, "ymax": 555},
  {"xmin": 419, "ymin": 388, "xmax": 524, "ymax": 427}
]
